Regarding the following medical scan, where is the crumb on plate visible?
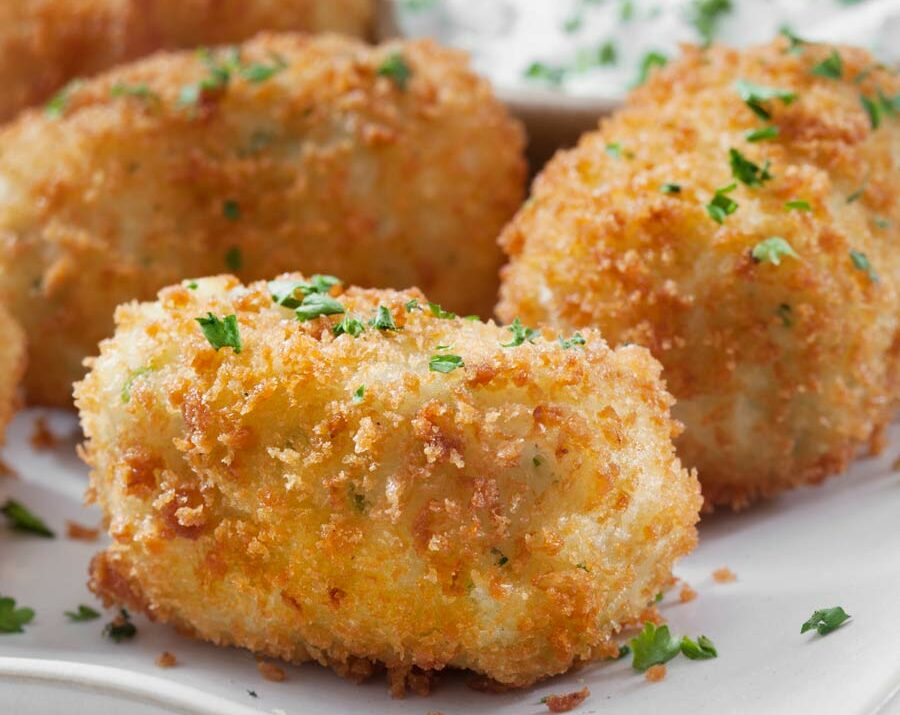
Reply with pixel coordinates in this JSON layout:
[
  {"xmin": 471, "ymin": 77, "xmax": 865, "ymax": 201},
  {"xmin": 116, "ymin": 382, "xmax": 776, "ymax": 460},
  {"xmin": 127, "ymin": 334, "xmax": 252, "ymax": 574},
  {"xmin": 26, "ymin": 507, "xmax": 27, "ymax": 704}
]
[
  {"xmin": 679, "ymin": 584, "xmax": 698, "ymax": 603},
  {"xmin": 155, "ymin": 651, "xmax": 176, "ymax": 668},
  {"xmin": 30, "ymin": 416, "xmax": 57, "ymax": 450},
  {"xmin": 542, "ymin": 686, "xmax": 591, "ymax": 712},
  {"xmin": 66, "ymin": 520, "xmax": 100, "ymax": 541},
  {"xmin": 713, "ymin": 567, "xmax": 737, "ymax": 583},
  {"xmin": 645, "ymin": 664, "xmax": 667, "ymax": 683},
  {"xmin": 257, "ymin": 661, "xmax": 286, "ymax": 682}
]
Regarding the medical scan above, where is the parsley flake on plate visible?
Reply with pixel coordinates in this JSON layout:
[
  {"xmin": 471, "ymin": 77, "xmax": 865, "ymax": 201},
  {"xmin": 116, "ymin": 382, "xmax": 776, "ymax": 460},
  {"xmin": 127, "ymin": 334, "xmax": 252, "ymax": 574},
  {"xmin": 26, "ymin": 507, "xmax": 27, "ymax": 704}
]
[
  {"xmin": 65, "ymin": 605, "xmax": 101, "ymax": 622},
  {"xmin": 707, "ymin": 183, "xmax": 739, "ymax": 224},
  {"xmin": 377, "ymin": 53, "xmax": 412, "ymax": 90},
  {"xmin": 0, "ymin": 596, "xmax": 35, "ymax": 634},
  {"xmin": 690, "ymin": 0, "xmax": 733, "ymax": 45},
  {"xmin": 629, "ymin": 622, "xmax": 682, "ymax": 672},
  {"xmin": 1, "ymin": 499, "xmax": 54, "ymax": 538},
  {"xmin": 104, "ymin": 609, "xmax": 137, "ymax": 642},
  {"xmin": 729, "ymin": 148, "xmax": 773, "ymax": 187},
  {"xmin": 811, "ymin": 50, "xmax": 843, "ymax": 80},
  {"xmin": 734, "ymin": 79, "xmax": 796, "ymax": 120},
  {"xmin": 501, "ymin": 317, "xmax": 539, "ymax": 347},
  {"xmin": 681, "ymin": 635, "xmax": 718, "ymax": 659},
  {"xmin": 429, "ymin": 353, "xmax": 464, "ymax": 373},
  {"xmin": 751, "ymin": 237, "xmax": 798, "ymax": 266},
  {"xmin": 196, "ymin": 313, "xmax": 242, "ymax": 352},
  {"xmin": 801, "ymin": 606, "xmax": 851, "ymax": 636}
]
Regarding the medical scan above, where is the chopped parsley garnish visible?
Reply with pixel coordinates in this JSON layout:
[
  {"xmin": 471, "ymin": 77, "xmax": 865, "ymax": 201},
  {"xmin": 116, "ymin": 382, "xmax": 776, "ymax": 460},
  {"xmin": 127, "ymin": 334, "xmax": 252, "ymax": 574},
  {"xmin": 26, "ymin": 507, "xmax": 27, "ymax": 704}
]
[
  {"xmin": 629, "ymin": 623, "xmax": 682, "ymax": 672},
  {"xmin": 186, "ymin": 280, "xmax": 198, "ymax": 290},
  {"xmin": 558, "ymin": 332, "xmax": 586, "ymax": 349},
  {"xmin": 524, "ymin": 62, "xmax": 566, "ymax": 87},
  {"xmin": 369, "ymin": 305, "xmax": 399, "ymax": 331},
  {"xmin": 575, "ymin": 562, "xmax": 589, "ymax": 572},
  {"xmin": 501, "ymin": 317, "xmax": 539, "ymax": 347},
  {"xmin": 860, "ymin": 94, "xmax": 882, "ymax": 130},
  {"xmin": 847, "ymin": 184, "xmax": 866, "ymax": 203},
  {"xmin": 222, "ymin": 199, "xmax": 241, "ymax": 221},
  {"xmin": 195, "ymin": 313, "xmax": 242, "ymax": 353},
  {"xmin": 811, "ymin": 50, "xmax": 843, "ymax": 80},
  {"xmin": 352, "ymin": 385, "xmax": 365, "ymax": 403},
  {"xmin": 598, "ymin": 41, "xmax": 618, "ymax": 66},
  {"xmin": 620, "ymin": 0, "xmax": 635, "ymax": 21},
  {"xmin": 801, "ymin": 607, "xmax": 851, "ymax": 636},
  {"xmin": 65, "ymin": 605, "xmax": 101, "ymax": 622},
  {"xmin": 690, "ymin": 0, "xmax": 733, "ymax": 45},
  {"xmin": 103, "ymin": 609, "xmax": 137, "ymax": 642},
  {"xmin": 179, "ymin": 47, "xmax": 285, "ymax": 106},
  {"xmin": 875, "ymin": 217, "xmax": 890, "ymax": 230},
  {"xmin": 660, "ymin": 183, "xmax": 682, "ymax": 194},
  {"xmin": 0, "ymin": 596, "xmax": 35, "ymax": 634},
  {"xmin": 428, "ymin": 302, "xmax": 457, "ymax": 319},
  {"xmin": 533, "ymin": 455, "xmax": 543, "ymax": 467},
  {"xmin": 224, "ymin": 246, "xmax": 242, "ymax": 271},
  {"xmin": 110, "ymin": 83, "xmax": 160, "ymax": 104},
  {"xmin": 785, "ymin": 199, "xmax": 811, "ymax": 211},
  {"xmin": 850, "ymin": 249, "xmax": 878, "ymax": 283},
  {"xmin": 776, "ymin": 303, "xmax": 793, "ymax": 327},
  {"xmin": 1, "ymin": 499, "xmax": 54, "ymax": 538},
  {"xmin": 616, "ymin": 644, "xmax": 631, "ymax": 660},
  {"xmin": 269, "ymin": 275, "xmax": 341, "ymax": 308},
  {"xmin": 634, "ymin": 52, "xmax": 667, "ymax": 87},
  {"xmin": 681, "ymin": 635, "xmax": 718, "ymax": 660},
  {"xmin": 745, "ymin": 125, "xmax": 779, "ymax": 142},
  {"xmin": 429, "ymin": 353, "xmax": 464, "ymax": 373},
  {"xmin": 606, "ymin": 142, "xmax": 623, "ymax": 158},
  {"xmin": 779, "ymin": 26, "xmax": 806, "ymax": 55},
  {"xmin": 751, "ymin": 237, "xmax": 798, "ymax": 266},
  {"xmin": 240, "ymin": 54, "xmax": 288, "ymax": 84},
  {"xmin": 121, "ymin": 366, "xmax": 152, "ymax": 404},
  {"xmin": 878, "ymin": 90, "xmax": 899, "ymax": 115},
  {"xmin": 377, "ymin": 53, "xmax": 412, "ymax": 90},
  {"xmin": 295, "ymin": 293, "xmax": 345, "ymax": 321},
  {"xmin": 729, "ymin": 148, "xmax": 773, "ymax": 187},
  {"xmin": 491, "ymin": 548, "xmax": 509, "ymax": 567},
  {"xmin": 734, "ymin": 79, "xmax": 796, "ymax": 120},
  {"xmin": 45, "ymin": 79, "xmax": 84, "ymax": 119},
  {"xmin": 404, "ymin": 298, "xmax": 421, "ymax": 312},
  {"xmin": 333, "ymin": 315, "xmax": 366, "ymax": 337},
  {"xmin": 707, "ymin": 183, "xmax": 738, "ymax": 224}
]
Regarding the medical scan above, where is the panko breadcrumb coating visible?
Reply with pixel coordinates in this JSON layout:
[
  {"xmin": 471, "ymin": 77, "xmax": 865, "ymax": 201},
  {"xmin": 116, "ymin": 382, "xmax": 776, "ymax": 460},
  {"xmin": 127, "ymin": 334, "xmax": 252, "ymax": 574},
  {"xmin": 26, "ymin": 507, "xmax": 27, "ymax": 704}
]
[
  {"xmin": 0, "ymin": 304, "xmax": 25, "ymax": 443},
  {"xmin": 498, "ymin": 39, "xmax": 900, "ymax": 509},
  {"xmin": 0, "ymin": 0, "xmax": 374, "ymax": 122},
  {"xmin": 0, "ymin": 33, "xmax": 525, "ymax": 406},
  {"xmin": 76, "ymin": 274, "xmax": 700, "ymax": 689}
]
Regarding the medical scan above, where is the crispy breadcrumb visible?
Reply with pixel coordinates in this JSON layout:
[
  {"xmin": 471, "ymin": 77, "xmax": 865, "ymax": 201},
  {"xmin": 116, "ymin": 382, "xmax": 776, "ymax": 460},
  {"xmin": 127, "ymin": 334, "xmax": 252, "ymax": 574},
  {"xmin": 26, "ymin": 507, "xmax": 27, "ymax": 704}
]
[
  {"xmin": 498, "ymin": 39, "xmax": 900, "ymax": 509},
  {"xmin": 30, "ymin": 417, "xmax": 58, "ymax": 450},
  {"xmin": 76, "ymin": 275, "xmax": 700, "ymax": 688},
  {"xmin": 155, "ymin": 651, "xmax": 177, "ymax": 668},
  {"xmin": 542, "ymin": 687, "xmax": 591, "ymax": 712},
  {"xmin": 66, "ymin": 520, "xmax": 100, "ymax": 542},
  {"xmin": 645, "ymin": 664, "xmax": 667, "ymax": 683},
  {"xmin": 0, "ymin": 0, "xmax": 374, "ymax": 122},
  {"xmin": 0, "ymin": 33, "xmax": 525, "ymax": 406},
  {"xmin": 713, "ymin": 568, "xmax": 737, "ymax": 584},
  {"xmin": 0, "ymin": 305, "xmax": 25, "ymax": 444},
  {"xmin": 257, "ymin": 661, "xmax": 286, "ymax": 682},
  {"xmin": 679, "ymin": 584, "xmax": 698, "ymax": 603}
]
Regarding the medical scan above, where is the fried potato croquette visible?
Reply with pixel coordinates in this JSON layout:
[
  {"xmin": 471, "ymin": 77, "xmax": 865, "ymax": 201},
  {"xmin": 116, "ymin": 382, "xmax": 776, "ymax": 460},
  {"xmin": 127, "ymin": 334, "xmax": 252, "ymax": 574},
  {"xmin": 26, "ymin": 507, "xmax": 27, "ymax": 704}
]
[
  {"xmin": 497, "ymin": 40, "xmax": 900, "ymax": 509},
  {"xmin": 0, "ymin": 34, "xmax": 525, "ymax": 406},
  {"xmin": 0, "ymin": 0, "xmax": 374, "ymax": 122},
  {"xmin": 0, "ymin": 304, "xmax": 26, "ymax": 443},
  {"xmin": 75, "ymin": 274, "xmax": 700, "ymax": 689}
]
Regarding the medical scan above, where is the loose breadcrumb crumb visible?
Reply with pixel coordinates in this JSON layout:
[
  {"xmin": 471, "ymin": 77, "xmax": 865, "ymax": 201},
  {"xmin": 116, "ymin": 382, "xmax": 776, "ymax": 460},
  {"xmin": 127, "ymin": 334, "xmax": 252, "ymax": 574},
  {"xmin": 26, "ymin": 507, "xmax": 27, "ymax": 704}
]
[
  {"xmin": 155, "ymin": 651, "xmax": 176, "ymax": 668},
  {"xmin": 679, "ymin": 584, "xmax": 698, "ymax": 603},
  {"xmin": 892, "ymin": 456, "xmax": 900, "ymax": 471},
  {"xmin": 0, "ymin": 459, "xmax": 16, "ymax": 478},
  {"xmin": 645, "ymin": 664, "xmax": 667, "ymax": 683},
  {"xmin": 638, "ymin": 605, "xmax": 663, "ymax": 624},
  {"xmin": 30, "ymin": 416, "xmax": 57, "ymax": 450},
  {"xmin": 258, "ymin": 661, "xmax": 286, "ymax": 682},
  {"xmin": 713, "ymin": 568, "xmax": 737, "ymax": 583},
  {"xmin": 66, "ymin": 521, "xmax": 100, "ymax": 542},
  {"xmin": 542, "ymin": 686, "xmax": 591, "ymax": 712}
]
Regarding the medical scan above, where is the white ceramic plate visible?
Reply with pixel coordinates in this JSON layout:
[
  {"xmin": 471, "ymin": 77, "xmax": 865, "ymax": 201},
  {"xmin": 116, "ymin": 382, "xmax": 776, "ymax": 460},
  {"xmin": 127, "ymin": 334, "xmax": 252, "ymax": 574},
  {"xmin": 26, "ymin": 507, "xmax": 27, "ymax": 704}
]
[{"xmin": 2, "ymin": 408, "xmax": 899, "ymax": 714}]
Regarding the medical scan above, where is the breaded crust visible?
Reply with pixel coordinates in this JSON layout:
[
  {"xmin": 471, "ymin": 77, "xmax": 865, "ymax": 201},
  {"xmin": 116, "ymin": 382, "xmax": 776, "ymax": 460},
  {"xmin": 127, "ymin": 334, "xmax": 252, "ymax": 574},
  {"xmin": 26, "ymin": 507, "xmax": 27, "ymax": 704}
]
[
  {"xmin": 497, "ymin": 40, "xmax": 900, "ymax": 509},
  {"xmin": 76, "ymin": 274, "xmax": 700, "ymax": 688},
  {"xmin": 0, "ymin": 0, "xmax": 374, "ymax": 122},
  {"xmin": 0, "ymin": 304, "xmax": 26, "ymax": 443},
  {"xmin": 0, "ymin": 33, "xmax": 526, "ymax": 406}
]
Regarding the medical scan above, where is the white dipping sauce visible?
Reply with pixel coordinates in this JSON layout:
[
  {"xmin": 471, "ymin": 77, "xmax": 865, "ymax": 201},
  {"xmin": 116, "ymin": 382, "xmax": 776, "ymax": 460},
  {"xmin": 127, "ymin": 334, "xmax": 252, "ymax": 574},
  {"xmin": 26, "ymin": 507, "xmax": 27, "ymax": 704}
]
[{"xmin": 393, "ymin": 0, "xmax": 900, "ymax": 100}]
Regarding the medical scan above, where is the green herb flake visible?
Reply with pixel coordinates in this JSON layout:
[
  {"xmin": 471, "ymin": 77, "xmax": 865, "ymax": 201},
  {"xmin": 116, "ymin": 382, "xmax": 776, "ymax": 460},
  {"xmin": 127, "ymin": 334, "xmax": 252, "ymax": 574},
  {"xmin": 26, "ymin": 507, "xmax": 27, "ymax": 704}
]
[
  {"xmin": 369, "ymin": 305, "xmax": 399, "ymax": 331},
  {"xmin": 606, "ymin": 142, "xmax": 623, "ymax": 158},
  {"xmin": 524, "ymin": 62, "xmax": 566, "ymax": 87},
  {"xmin": 65, "ymin": 605, "xmax": 101, "ymax": 622},
  {"xmin": 0, "ymin": 596, "xmax": 35, "ymax": 634},
  {"xmin": 620, "ymin": 0, "xmax": 635, "ymax": 21},
  {"xmin": 240, "ymin": 53, "xmax": 287, "ymax": 84},
  {"xmin": 195, "ymin": 313, "xmax": 242, "ymax": 353},
  {"xmin": 429, "ymin": 353, "xmax": 464, "ymax": 373},
  {"xmin": 269, "ymin": 275, "xmax": 340, "ymax": 308},
  {"xmin": 428, "ymin": 302, "xmax": 457, "ymax": 319},
  {"xmin": 558, "ymin": 332, "xmax": 587, "ymax": 349},
  {"xmin": 654, "ymin": 592, "xmax": 664, "ymax": 603},
  {"xmin": 681, "ymin": 635, "xmax": 718, "ymax": 660},
  {"xmin": 295, "ymin": 293, "xmax": 345, "ymax": 322},
  {"xmin": 377, "ymin": 53, "xmax": 413, "ymax": 90},
  {"xmin": 690, "ymin": 0, "xmax": 733, "ymax": 45},
  {"xmin": 224, "ymin": 246, "xmax": 242, "ymax": 271},
  {"xmin": 751, "ymin": 237, "xmax": 799, "ymax": 266},
  {"xmin": 729, "ymin": 148, "xmax": 773, "ymax": 187},
  {"xmin": 811, "ymin": 50, "xmax": 843, "ymax": 80},
  {"xmin": 635, "ymin": 52, "xmax": 667, "ymax": 87},
  {"xmin": 850, "ymin": 249, "xmax": 878, "ymax": 283},
  {"xmin": 660, "ymin": 183, "xmax": 682, "ymax": 194},
  {"xmin": 222, "ymin": 199, "xmax": 241, "ymax": 221},
  {"xmin": 110, "ymin": 83, "xmax": 160, "ymax": 104},
  {"xmin": 501, "ymin": 317, "xmax": 539, "ymax": 347},
  {"xmin": 629, "ymin": 622, "xmax": 682, "ymax": 672},
  {"xmin": 598, "ymin": 41, "xmax": 618, "ymax": 65},
  {"xmin": 352, "ymin": 385, "xmax": 366, "ymax": 403},
  {"xmin": 874, "ymin": 217, "xmax": 890, "ymax": 230},
  {"xmin": 707, "ymin": 183, "xmax": 739, "ymax": 224},
  {"xmin": 776, "ymin": 303, "xmax": 793, "ymax": 327},
  {"xmin": 785, "ymin": 199, "xmax": 811, "ymax": 212},
  {"xmin": 186, "ymin": 280, "xmax": 198, "ymax": 290},
  {"xmin": 405, "ymin": 298, "xmax": 421, "ymax": 312},
  {"xmin": 860, "ymin": 94, "xmax": 882, "ymax": 130},
  {"xmin": 801, "ymin": 606, "xmax": 851, "ymax": 636},
  {"xmin": 847, "ymin": 184, "xmax": 866, "ymax": 203},
  {"xmin": 1, "ymin": 499, "xmax": 54, "ymax": 538},
  {"xmin": 103, "ymin": 609, "xmax": 137, "ymax": 643},
  {"xmin": 734, "ymin": 79, "xmax": 796, "ymax": 120},
  {"xmin": 616, "ymin": 644, "xmax": 631, "ymax": 660},
  {"xmin": 576, "ymin": 562, "xmax": 590, "ymax": 572},
  {"xmin": 746, "ymin": 125, "xmax": 779, "ymax": 142},
  {"xmin": 121, "ymin": 366, "xmax": 152, "ymax": 404},
  {"xmin": 45, "ymin": 79, "xmax": 84, "ymax": 119},
  {"xmin": 779, "ymin": 26, "xmax": 806, "ymax": 55},
  {"xmin": 333, "ymin": 315, "xmax": 366, "ymax": 338}
]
